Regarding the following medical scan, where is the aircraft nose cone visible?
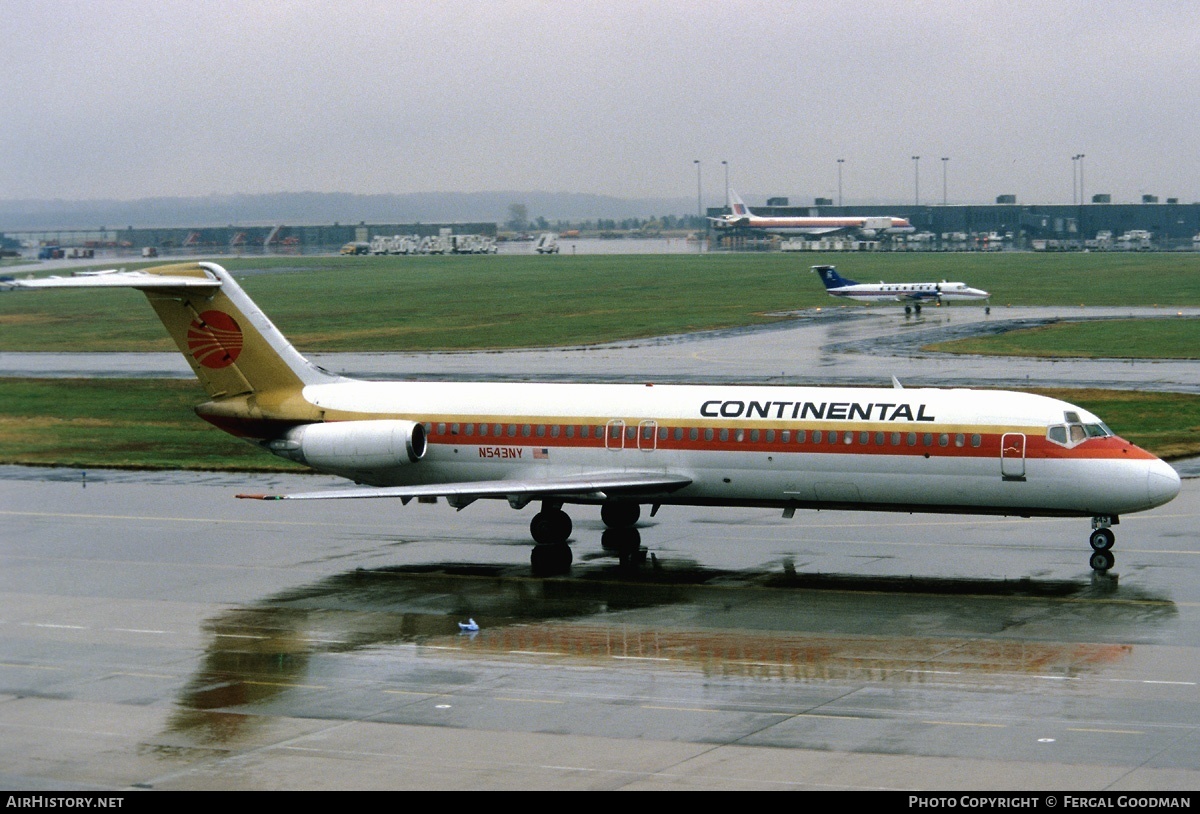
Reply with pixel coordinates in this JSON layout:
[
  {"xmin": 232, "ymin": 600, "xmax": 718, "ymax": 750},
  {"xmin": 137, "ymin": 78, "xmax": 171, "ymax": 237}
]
[{"xmin": 1147, "ymin": 459, "xmax": 1182, "ymax": 508}]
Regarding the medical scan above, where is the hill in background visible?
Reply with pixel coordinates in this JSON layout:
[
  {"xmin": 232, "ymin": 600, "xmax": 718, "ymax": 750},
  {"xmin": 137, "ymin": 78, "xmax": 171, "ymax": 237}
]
[{"xmin": 0, "ymin": 191, "xmax": 700, "ymax": 231}]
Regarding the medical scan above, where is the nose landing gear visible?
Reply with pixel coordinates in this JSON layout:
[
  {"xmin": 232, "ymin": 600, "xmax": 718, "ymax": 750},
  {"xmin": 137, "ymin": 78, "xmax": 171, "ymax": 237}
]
[{"xmin": 1089, "ymin": 516, "xmax": 1118, "ymax": 572}]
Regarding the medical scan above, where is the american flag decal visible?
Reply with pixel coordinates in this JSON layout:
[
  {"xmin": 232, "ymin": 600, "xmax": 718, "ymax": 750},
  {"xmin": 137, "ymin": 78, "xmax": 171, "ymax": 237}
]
[{"xmin": 533, "ymin": 448, "xmax": 548, "ymax": 459}]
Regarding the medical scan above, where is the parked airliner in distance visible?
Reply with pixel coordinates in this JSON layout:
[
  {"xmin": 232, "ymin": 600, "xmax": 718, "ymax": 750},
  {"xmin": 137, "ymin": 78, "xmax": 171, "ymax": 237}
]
[
  {"xmin": 708, "ymin": 189, "xmax": 915, "ymax": 238},
  {"xmin": 814, "ymin": 264, "xmax": 990, "ymax": 313},
  {"xmin": 5, "ymin": 263, "xmax": 1178, "ymax": 575}
]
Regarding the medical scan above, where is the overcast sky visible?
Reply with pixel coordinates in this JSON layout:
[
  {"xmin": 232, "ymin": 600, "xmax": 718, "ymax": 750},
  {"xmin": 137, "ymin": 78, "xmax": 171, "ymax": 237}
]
[{"xmin": 4, "ymin": 0, "xmax": 1197, "ymax": 208}]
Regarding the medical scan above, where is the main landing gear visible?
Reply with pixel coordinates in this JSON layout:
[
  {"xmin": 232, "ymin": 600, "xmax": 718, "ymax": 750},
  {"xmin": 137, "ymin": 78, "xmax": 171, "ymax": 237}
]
[
  {"xmin": 530, "ymin": 502, "xmax": 573, "ymax": 575},
  {"xmin": 600, "ymin": 503, "xmax": 644, "ymax": 567},
  {"xmin": 904, "ymin": 303, "xmax": 922, "ymax": 316},
  {"xmin": 528, "ymin": 501, "xmax": 644, "ymax": 576},
  {"xmin": 1088, "ymin": 516, "xmax": 1117, "ymax": 572}
]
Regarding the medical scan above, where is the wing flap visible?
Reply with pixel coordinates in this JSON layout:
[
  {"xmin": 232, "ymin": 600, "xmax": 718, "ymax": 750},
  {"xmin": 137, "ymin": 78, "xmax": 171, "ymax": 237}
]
[{"xmin": 237, "ymin": 471, "xmax": 693, "ymax": 502}]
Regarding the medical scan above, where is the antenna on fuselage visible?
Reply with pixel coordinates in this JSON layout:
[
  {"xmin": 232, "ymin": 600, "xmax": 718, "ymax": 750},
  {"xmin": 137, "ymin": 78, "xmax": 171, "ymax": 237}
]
[{"xmin": 892, "ymin": 376, "xmax": 904, "ymax": 389}]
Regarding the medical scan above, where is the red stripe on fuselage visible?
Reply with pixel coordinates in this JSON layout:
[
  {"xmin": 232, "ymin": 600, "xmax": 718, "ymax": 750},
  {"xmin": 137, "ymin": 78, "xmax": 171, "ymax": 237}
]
[{"xmin": 418, "ymin": 421, "xmax": 1152, "ymax": 461}]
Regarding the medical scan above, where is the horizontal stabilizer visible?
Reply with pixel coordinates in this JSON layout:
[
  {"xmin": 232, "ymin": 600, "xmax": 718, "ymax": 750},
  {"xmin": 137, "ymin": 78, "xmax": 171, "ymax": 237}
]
[
  {"xmin": 3, "ymin": 270, "xmax": 221, "ymax": 290},
  {"xmin": 237, "ymin": 471, "xmax": 693, "ymax": 502}
]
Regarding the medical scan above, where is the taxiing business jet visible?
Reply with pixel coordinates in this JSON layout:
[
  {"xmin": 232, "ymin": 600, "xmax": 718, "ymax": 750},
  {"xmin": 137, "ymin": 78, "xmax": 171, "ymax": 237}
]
[
  {"xmin": 708, "ymin": 189, "xmax": 915, "ymax": 238},
  {"xmin": 813, "ymin": 264, "xmax": 990, "ymax": 314},
  {"xmin": 5, "ymin": 263, "xmax": 1177, "ymax": 574}
]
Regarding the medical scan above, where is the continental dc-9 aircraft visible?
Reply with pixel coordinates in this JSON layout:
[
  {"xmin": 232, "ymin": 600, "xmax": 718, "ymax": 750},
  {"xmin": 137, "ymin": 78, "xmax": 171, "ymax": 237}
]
[{"xmin": 7, "ymin": 262, "xmax": 1180, "ymax": 575}]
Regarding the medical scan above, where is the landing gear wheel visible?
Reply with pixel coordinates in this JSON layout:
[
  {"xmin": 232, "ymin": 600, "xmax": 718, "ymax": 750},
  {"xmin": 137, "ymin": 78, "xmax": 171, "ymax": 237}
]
[
  {"xmin": 1089, "ymin": 550, "xmax": 1115, "ymax": 572},
  {"xmin": 531, "ymin": 543, "xmax": 573, "ymax": 576},
  {"xmin": 914, "ymin": 303, "xmax": 922, "ymax": 314},
  {"xmin": 530, "ymin": 509, "xmax": 572, "ymax": 545},
  {"xmin": 601, "ymin": 527, "xmax": 641, "ymax": 551},
  {"xmin": 601, "ymin": 502, "xmax": 640, "ymax": 529},
  {"xmin": 1089, "ymin": 528, "xmax": 1115, "ymax": 551},
  {"xmin": 904, "ymin": 305, "xmax": 912, "ymax": 315}
]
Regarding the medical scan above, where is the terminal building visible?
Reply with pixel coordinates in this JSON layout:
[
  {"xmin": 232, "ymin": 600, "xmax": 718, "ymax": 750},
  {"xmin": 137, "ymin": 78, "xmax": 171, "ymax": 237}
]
[{"xmin": 706, "ymin": 196, "xmax": 1200, "ymax": 251}]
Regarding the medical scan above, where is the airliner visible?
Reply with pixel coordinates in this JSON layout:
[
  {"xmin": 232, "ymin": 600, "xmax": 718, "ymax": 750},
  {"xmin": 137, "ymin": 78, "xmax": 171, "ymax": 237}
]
[
  {"xmin": 6, "ymin": 262, "xmax": 1179, "ymax": 575},
  {"xmin": 814, "ymin": 265, "xmax": 990, "ymax": 313},
  {"xmin": 708, "ymin": 189, "xmax": 915, "ymax": 238}
]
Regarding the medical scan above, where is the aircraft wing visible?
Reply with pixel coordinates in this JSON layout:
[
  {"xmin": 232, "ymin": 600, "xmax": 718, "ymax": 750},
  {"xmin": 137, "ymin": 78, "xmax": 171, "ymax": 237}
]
[
  {"xmin": 896, "ymin": 290, "xmax": 941, "ymax": 303},
  {"xmin": 1, "ymin": 270, "xmax": 220, "ymax": 290},
  {"xmin": 237, "ymin": 471, "xmax": 694, "ymax": 507}
]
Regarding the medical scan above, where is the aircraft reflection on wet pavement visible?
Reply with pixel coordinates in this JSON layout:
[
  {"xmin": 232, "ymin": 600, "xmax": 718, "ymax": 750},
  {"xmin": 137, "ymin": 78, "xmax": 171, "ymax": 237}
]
[{"xmin": 167, "ymin": 561, "xmax": 1174, "ymax": 746}]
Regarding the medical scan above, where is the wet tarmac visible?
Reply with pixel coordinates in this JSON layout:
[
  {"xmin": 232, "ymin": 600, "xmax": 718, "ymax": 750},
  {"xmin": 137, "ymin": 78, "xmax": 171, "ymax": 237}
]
[
  {"xmin": 3, "ymin": 300, "xmax": 1200, "ymax": 790},
  {"xmin": 3, "ymin": 304, "xmax": 1198, "ymax": 392},
  {"xmin": 2, "ymin": 463, "xmax": 1199, "ymax": 791}
]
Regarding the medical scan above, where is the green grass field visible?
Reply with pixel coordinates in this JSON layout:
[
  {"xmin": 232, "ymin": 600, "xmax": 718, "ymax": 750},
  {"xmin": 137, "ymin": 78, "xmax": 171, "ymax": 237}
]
[
  {"xmin": 0, "ymin": 378, "xmax": 301, "ymax": 471},
  {"xmin": 2, "ymin": 252, "xmax": 1199, "ymax": 352},
  {"xmin": 2, "ymin": 252, "xmax": 1198, "ymax": 469},
  {"xmin": 926, "ymin": 317, "xmax": 1200, "ymax": 359}
]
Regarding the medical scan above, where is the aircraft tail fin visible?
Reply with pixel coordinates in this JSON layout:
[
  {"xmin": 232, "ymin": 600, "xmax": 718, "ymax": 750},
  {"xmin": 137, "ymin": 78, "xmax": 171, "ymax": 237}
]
[
  {"xmin": 728, "ymin": 188, "xmax": 752, "ymax": 218},
  {"xmin": 811, "ymin": 265, "xmax": 858, "ymax": 289},
  {"xmin": 142, "ymin": 262, "xmax": 339, "ymax": 400},
  {"xmin": 9, "ymin": 262, "xmax": 336, "ymax": 428}
]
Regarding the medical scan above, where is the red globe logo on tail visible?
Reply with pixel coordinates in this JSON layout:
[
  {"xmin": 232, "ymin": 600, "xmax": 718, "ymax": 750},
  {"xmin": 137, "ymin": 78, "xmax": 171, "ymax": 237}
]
[{"xmin": 187, "ymin": 311, "xmax": 243, "ymax": 369}]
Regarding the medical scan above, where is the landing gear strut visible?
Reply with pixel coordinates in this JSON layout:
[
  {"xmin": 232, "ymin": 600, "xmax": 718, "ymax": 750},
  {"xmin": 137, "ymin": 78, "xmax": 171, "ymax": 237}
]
[
  {"xmin": 530, "ymin": 502, "xmax": 572, "ymax": 575},
  {"xmin": 1089, "ymin": 516, "xmax": 1118, "ymax": 572}
]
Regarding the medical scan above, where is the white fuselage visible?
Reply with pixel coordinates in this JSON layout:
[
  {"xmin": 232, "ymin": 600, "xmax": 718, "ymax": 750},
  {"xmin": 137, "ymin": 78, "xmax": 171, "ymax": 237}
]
[
  {"xmin": 827, "ymin": 281, "xmax": 990, "ymax": 304},
  {"xmin": 713, "ymin": 216, "xmax": 915, "ymax": 237},
  {"xmin": 296, "ymin": 380, "xmax": 1179, "ymax": 519}
]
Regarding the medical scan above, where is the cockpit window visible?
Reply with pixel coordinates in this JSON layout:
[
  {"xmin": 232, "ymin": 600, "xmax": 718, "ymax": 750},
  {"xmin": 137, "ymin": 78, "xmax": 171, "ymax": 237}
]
[{"xmin": 1047, "ymin": 422, "xmax": 1112, "ymax": 448}]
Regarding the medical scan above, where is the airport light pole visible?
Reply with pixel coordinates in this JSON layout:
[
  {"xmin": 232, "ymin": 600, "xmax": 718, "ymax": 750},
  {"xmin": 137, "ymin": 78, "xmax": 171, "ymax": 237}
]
[
  {"xmin": 837, "ymin": 158, "xmax": 844, "ymax": 207},
  {"xmin": 721, "ymin": 160, "xmax": 728, "ymax": 208},
  {"xmin": 1078, "ymin": 153, "xmax": 1085, "ymax": 204},
  {"xmin": 912, "ymin": 156, "xmax": 920, "ymax": 206},
  {"xmin": 694, "ymin": 160, "xmax": 702, "ymax": 250},
  {"xmin": 941, "ymin": 157, "xmax": 949, "ymax": 206},
  {"xmin": 1072, "ymin": 155, "xmax": 1078, "ymax": 204}
]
